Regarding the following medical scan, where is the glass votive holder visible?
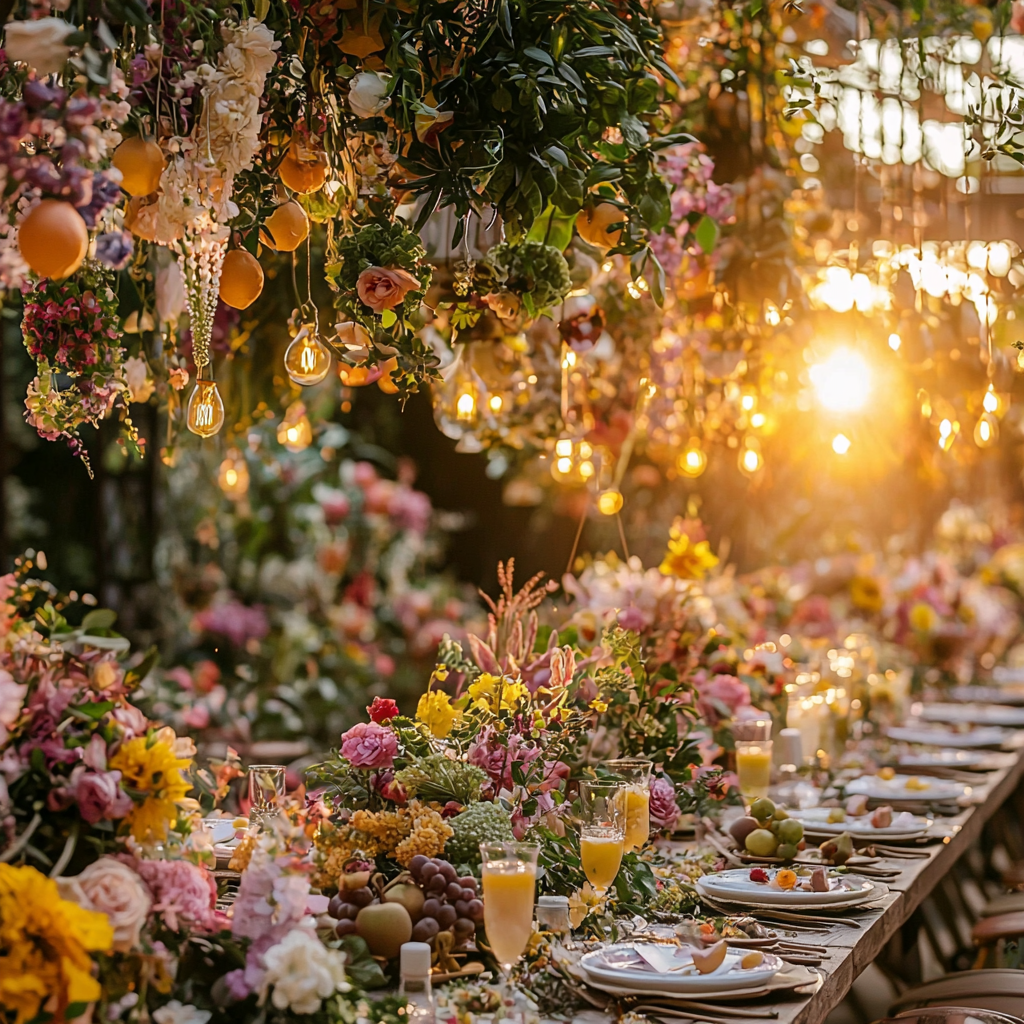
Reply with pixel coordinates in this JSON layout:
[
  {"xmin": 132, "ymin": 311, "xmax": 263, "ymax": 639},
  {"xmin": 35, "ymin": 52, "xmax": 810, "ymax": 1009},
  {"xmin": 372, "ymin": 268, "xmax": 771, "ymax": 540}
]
[
  {"xmin": 731, "ymin": 717, "xmax": 772, "ymax": 743},
  {"xmin": 248, "ymin": 764, "xmax": 286, "ymax": 827},
  {"xmin": 536, "ymin": 895, "xmax": 571, "ymax": 934},
  {"xmin": 736, "ymin": 740, "xmax": 773, "ymax": 802}
]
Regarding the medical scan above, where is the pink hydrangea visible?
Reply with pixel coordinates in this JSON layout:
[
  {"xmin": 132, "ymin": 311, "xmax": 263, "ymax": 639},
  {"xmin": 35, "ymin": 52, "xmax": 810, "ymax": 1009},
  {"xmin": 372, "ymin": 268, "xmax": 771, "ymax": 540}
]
[
  {"xmin": 340, "ymin": 721, "xmax": 398, "ymax": 769},
  {"xmin": 125, "ymin": 856, "xmax": 224, "ymax": 933},
  {"xmin": 69, "ymin": 765, "xmax": 132, "ymax": 823}
]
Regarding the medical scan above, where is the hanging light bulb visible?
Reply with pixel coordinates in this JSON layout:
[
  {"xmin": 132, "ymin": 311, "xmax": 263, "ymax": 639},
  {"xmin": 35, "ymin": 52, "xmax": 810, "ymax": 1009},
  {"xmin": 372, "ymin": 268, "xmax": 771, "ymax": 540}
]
[
  {"xmin": 677, "ymin": 438, "xmax": 707, "ymax": 478},
  {"xmin": 974, "ymin": 412, "xmax": 998, "ymax": 448},
  {"xmin": 983, "ymin": 384, "xmax": 999, "ymax": 415},
  {"xmin": 738, "ymin": 437, "xmax": 763, "ymax": 475},
  {"xmin": 218, "ymin": 448, "xmax": 250, "ymax": 499},
  {"xmin": 432, "ymin": 344, "xmax": 486, "ymax": 440},
  {"xmin": 277, "ymin": 402, "xmax": 313, "ymax": 452},
  {"xmin": 597, "ymin": 489, "xmax": 624, "ymax": 515},
  {"xmin": 187, "ymin": 378, "xmax": 225, "ymax": 437},
  {"xmin": 284, "ymin": 325, "xmax": 332, "ymax": 386}
]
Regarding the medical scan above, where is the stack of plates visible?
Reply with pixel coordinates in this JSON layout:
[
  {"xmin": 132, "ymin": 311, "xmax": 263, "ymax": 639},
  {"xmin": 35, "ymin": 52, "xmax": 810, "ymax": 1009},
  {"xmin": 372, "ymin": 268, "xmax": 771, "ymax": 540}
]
[
  {"xmin": 920, "ymin": 703, "xmax": 1024, "ymax": 728},
  {"xmin": 695, "ymin": 868, "xmax": 888, "ymax": 911},
  {"xmin": 578, "ymin": 941, "xmax": 783, "ymax": 997},
  {"xmin": 887, "ymin": 725, "xmax": 1011, "ymax": 749},
  {"xmin": 791, "ymin": 806, "xmax": 932, "ymax": 841},
  {"xmin": 843, "ymin": 774, "xmax": 968, "ymax": 804}
]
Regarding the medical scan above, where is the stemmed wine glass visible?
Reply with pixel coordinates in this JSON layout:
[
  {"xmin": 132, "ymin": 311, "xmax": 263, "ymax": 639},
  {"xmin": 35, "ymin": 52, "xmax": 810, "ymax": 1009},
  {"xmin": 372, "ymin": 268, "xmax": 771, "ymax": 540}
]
[
  {"xmin": 602, "ymin": 757, "xmax": 653, "ymax": 853},
  {"xmin": 578, "ymin": 780, "xmax": 626, "ymax": 900}
]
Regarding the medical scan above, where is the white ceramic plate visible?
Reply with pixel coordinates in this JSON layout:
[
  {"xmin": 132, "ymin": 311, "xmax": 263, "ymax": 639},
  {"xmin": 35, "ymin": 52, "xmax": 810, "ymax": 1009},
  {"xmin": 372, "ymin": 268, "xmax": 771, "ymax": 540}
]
[
  {"xmin": 698, "ymin": 877, "xmax": 888, "ymax": 912},
  {"xmin": 896, "ymin": 748, "xmax": 988, "ymax": 769},
  {"xmin": 948, "ymin": 686, "xmax": 1024, "ymax": 707},
  {"xmin": 887, "ymin": 725, "xmax": 1011, "ymax": 748},
  {"xmin": 791, "ymin": 806, "xmax": 932, "ymax": 837},
  {"xmin": 695, "ymin": 869, "xmax": 873, "ymax": 906},
  {"xmin": 844, "ymin": 774, "xmax": 967, "ymax": 803},
  {"xmin": 921, "ymin": 703, "xmax": 1024, "ymax": 727},
  {"xmin": 579, "ymin": 943, "xmax": 782, "ymax": 994}
]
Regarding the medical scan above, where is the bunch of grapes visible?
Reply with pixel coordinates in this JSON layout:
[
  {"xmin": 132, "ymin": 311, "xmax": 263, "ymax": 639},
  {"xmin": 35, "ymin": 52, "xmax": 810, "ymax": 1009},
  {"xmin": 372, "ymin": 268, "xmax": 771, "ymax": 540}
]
[
  {"xmin": 329, "ymin": 884, "xmax": 375, "ymax": 937},
  {"xmin": 408, "ymin": 854, "xmax": 482, "ymax": 946}
]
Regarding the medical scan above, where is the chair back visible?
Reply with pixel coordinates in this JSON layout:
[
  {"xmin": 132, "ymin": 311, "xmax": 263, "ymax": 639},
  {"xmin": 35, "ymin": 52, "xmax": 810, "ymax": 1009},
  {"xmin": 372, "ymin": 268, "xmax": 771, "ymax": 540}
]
[{"xmin": 889, "ymin": 971, "xmax": 1024, "ymax": 1017}]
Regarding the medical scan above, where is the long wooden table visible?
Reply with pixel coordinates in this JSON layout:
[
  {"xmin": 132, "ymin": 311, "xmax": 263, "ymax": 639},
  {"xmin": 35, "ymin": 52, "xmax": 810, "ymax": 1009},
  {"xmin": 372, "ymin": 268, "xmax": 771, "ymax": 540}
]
[{"xmin": 646, "ymin": 752, "xmax": 1024, "ymax": 1024}]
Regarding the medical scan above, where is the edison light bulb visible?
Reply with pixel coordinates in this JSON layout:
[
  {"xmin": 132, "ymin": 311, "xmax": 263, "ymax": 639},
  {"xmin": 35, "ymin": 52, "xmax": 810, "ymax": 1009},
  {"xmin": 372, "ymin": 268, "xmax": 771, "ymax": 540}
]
[
  {"xmin": 284, "ymin": 327, "xmax": 332, "ymax": 386},
  {"xmin": 677, "ymin": 439, "xmax": 707, "ymax": 478},
  {"xmin": 218, "ymin": 449, "xmax": 250, "ymax": 499},
  {"xmin": 598, "ymin": 489, "xmax": 624, "ymax": 515},
  {"xmin": 983, "ymin": 385, "xmax": 999, "ymax": 414},
  {"xmin": 738, "ymin": 439, "xmax": 763, "ymax": 475},
  {"xmin": 456, "ymin": 389, "xmax": 477, "ymax": 420},
  {"xmin": 974, "ymin": 413, "xmax": 998, "ymax": 448},
  {"xmin": 277, "ymin": 403, "xmax": 313, "ymax": 452},
  {"xmin": 187, "ymin": 379, "xmax": 225, "ymax": 437}
]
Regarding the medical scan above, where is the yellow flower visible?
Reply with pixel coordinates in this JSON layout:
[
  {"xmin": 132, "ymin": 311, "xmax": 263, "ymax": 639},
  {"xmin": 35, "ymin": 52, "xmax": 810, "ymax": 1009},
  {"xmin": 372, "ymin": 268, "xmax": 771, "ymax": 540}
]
[
  {"xmin": 909, "ymin": 601, "xmax": 939, "ymax": 634},
  {"xmin": 659, "ymin": 519, "xmax": 718, "ymax": 580},
  {"xmin": 850, "ymin": 575, "xmax": 883, "ymax": 613},
  {"xmin": 589, "ymin": 698, "xmax": 609, "ymax": 713},
  {"xmin": 568, "ymin": 882, "xmax": 602, "ymax": 928},
  {"xmin": 467, "ymin": 673, "xmax": 528, "ymax": 713},
  {"xmin": 109, "ymin": 734, "xmax": 192, "ymax": 841},
  {"xmin": 0, "ymin": 863, "xmax": 113, "ymax": 1024},
  {"xmin": 416, "ymin": 689, "xmax": 461, "ymax": 738}
]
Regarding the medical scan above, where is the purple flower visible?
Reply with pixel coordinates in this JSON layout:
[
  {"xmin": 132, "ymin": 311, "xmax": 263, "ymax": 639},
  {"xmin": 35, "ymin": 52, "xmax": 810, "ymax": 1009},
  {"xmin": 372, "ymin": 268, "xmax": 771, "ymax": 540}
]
[
  {"xmin": 94, "ymin": 230, "xmax": 135, "ymax": 270},
  {"xmin": 70, "ymin": 765, "xmax": 132, "ymax": 824},
  {"xmin": 467, "ymin": 726, "xmax": 542, "ymax": 791},
  {"xmin": 649, "ymin": 776, "xmax": 682, "ymax": 831},
  {"xmin": 340, "ymin": 721, "xmax": 398, "ymax": 769}
]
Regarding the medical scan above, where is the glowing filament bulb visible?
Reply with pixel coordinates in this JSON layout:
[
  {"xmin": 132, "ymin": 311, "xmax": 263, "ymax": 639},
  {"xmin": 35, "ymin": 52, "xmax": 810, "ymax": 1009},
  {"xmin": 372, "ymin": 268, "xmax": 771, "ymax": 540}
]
[
  {"xmin": 888, "ymin": 333, "xmax": 901, "ymax": 351},
  {"xmin": 456, "ymin": 390, "xmax": 476, "ymax": 420},
  {"xmin": 739, "ymin": 442, "xmax": 762, "ymax": 475},
  {"xmin": 217, "ymin": 449, "xmax": 250, "ymax": 499},
  {"xmin": 598, "ymin": 489, "xmax": 624, "ymax": 515},
  {"xmin": 277, "ymin": 403, "xmax": 313, "ymax": 452},
  {"xmin": 489, "ymin": 395, "xmax": 503, "ymax": 412},
  {"xmin": 284, "ymin": 328, "xmax": 332, "ymax": 386},
  {"xmin": 974, "ymin": 413, "xmax": 998, "ymax": 448},
  {"xmin": 678, "ymin": 441, "xmax": 707, "ymax": 478},
  {"xmin": 555, "ymin": 438, "xmax": 574, "ymax": 458},
  {"xmin": 983, "ymin": 386, "xmax": 998, "ymax": 414},
  {"xmin": 186, "ymin": 379, "xmax": 225, "ymax": 438}
]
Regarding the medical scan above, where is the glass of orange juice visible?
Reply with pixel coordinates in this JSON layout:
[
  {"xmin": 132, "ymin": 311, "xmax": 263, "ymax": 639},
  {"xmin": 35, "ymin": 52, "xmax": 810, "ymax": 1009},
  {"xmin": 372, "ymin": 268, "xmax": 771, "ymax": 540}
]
[
  {"xmin": 602, "ymin": 758, "xmax": 652, "ymax": 853},
  {"xmin": 736, "ymin": 740, "xmax": 773, "ymax": 801},
  {"xmin": 579, "ymin": 781, "xmax": 626, "ymax": 897},
  {"xmin": 480, "ymin": 841, "xmax": 539, "ymax": 992}
]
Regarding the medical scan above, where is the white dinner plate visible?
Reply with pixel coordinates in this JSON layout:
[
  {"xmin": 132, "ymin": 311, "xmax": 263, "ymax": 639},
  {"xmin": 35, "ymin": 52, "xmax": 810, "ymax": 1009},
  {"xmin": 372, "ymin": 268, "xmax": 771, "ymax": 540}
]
[
  {"xmin": 886, "ymin": 725, "xmax": 1011, "ymax": 748},
  {"xmin": 697, "ymin": 876, "xmax": 888, "ymax": 912},
  {"xmin": 579, "ymin": 943, "xmax": 782, "ymax": 994},
  {"xmin": 895, "ymin": 748, "xmax": 988, "ymax": 769},
  {"xmin": 791, "ymin": 806, "xmax": 932, "ymax": 838},
  {"xmin": 843, "ymin": 774, "xmax": 967, "ymax": 803},
  {"xmin": 920, "ymin": 703, "xmax": 1024, "ymax": 727},
  {"xmin": 695, "ymin": 868, "xmax": 874, "ymax": 906},
  {"xmin": 948, "ymin": 686, "xmax": 1024, "ymax": 707}
]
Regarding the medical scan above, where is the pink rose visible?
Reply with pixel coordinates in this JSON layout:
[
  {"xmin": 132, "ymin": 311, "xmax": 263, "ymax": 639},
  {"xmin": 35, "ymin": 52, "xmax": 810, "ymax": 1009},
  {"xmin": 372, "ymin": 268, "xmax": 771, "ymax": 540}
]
[
  {"xmin": 340, "ymin": 721, "xmax": 398, "ymax": 769},
  {"xmin": 695, "ymin": 673, "xmax": 751, "ymax": 727},
  {"xmin": 356, "ymin": 266, "xmax": 420, "ymax": 313},
  {"xmin": 70, "ymin": 765, "xmax": 133, "ymax": 823},
  {"xmin": 59, "ymin": 857, "xmax": 151, "ymax": 952},
  {"xmin": 649, "ymin": 776, "xmax": 681, "ymax": 831}
]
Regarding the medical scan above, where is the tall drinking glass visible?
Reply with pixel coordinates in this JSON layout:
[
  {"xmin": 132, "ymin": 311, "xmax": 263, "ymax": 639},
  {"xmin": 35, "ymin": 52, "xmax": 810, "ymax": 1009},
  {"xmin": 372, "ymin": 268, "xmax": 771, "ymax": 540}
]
[
  {"xmin": 736, "ymin": 740, "xmax": 773, "ymax": 801},
  {"xmin": 248, "ymin": 764, "xmax": 286, "ymax": 826},
  {"xmin": 578, "ymin": 780, "xmax": 626, "ymax": 897},
  {"xmin": 602, "ymin": 758, "xmax": 652, "ymax": 853},
  {"xmin": 480, "ymin": 842, "xmax": 539, "ymax": 1001}
]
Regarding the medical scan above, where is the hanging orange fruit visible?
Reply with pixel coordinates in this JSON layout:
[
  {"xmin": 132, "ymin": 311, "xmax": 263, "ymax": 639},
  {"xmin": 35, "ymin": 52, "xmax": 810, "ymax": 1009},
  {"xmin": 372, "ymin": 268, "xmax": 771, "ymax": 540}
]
[
  {"xmin": 18, "ymin": 200, "xmax": 89, "ymax": 279},
  {"xmin": 219, "ymin": 249, "xmax": 264, "ymax": 309},
  {"xmin": 279, "ymin": 147, "xmax": 329, "ymax": 195},
  {"xmin": 260, "ymin": 201, "xmax": 309, "ymax": 252},
  {"xmin": 575, "ymin": 202, "xmax": 624, "ymax": 249},
  {"xmin": 112, "ymin": 137, "xmax": 166, "ymax": 196}
]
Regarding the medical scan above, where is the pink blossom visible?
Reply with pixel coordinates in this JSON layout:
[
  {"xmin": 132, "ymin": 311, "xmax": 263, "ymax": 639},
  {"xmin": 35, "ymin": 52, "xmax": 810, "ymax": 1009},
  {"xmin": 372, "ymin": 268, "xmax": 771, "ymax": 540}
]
[
  {"xmin": 112, "ymin": 703, "xmax": 149, "ymax": 738},
  {"xmin": 69, "ymin": 766, "xmax": 133, "ymax": 823},
  {"xmin": 468, "ymin": 727, "xmax": 542, "ymax": 791},
  {"xmin": 388, "ymin": 485, "xmax": 431, "ymax": 533},
  {"xmin": 340, "ymin": 721, "xmax": 398, "ymax": 769},
  {"xmin": 182, "ymin": 704, "xmax": 211, "ymax": 730},
  {"xmin": 193, "ymin": 601, "xmax": 269, "ymax": 649},
  {"xmin": 695, "ymin": 673, "xmax": 751, "ymax": 727},
  {"xmin": 356, "ymin": 266, "xmax": 420, "ymax": 313},
  {"xmin": 649, "ymin": 776, "xmax": 681, "ymax": 831},
  {"xmin": 126, "ymin": 856, "xmax": 224, "ymax": 933}
]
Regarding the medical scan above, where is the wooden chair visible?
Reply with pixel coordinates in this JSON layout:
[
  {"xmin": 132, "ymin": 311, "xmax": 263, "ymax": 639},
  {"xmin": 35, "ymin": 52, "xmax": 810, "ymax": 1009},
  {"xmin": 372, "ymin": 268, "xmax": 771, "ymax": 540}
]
[
  {"xmin": 889, "ymin": 970, "xmax": 1024, "ymax": 1016},
  {"xmin": 969, "ymin": 912, "xmax": 1024, "ymax": 969},
  {"xmin": 887, "ymin": 1010, "xmax": 1024, "ymax": 1024},
  {"xmin": 980, "ymin": 893, "xmax": 1024, "ymax": 917}
]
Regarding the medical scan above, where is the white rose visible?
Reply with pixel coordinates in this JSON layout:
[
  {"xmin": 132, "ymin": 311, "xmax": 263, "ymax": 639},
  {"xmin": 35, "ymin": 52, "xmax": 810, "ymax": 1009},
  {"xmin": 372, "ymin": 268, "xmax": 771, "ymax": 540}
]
[
  {"xmin": 261, "ymin": 927, "xmax": 350, "ymax": 1015},
  {"xmin": 58, "ymin": 857, "xmax": 151, "ymax": 953},
  {"xmin": 348, "ymin": 72, "xmax": 392, "ymax": 120},
  {"xmin": 123, "ymin": 356, "xmax": 155, "ymax": 404},
  {"xmin": 4, "ymin": 17, "xmax": 73, "ymax": 76},
  {"xmin": 153, "ymin": 1002, "xmax": 212, "ymax": 1024}
]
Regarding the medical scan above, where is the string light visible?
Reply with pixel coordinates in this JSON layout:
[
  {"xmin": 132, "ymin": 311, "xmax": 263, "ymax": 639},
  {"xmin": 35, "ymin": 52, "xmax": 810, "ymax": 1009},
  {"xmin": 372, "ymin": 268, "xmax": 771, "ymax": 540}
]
[
  {"xmin": 678, "ymin": 439, "xmax": 707, "ymax": 478},
  {"xmin": 277, "ymin": 403, "xmax": 313, "ymax": 452},
  {"xmin": 217, "ymin": 449, "xmax": 250, "ymax": 499},
  {"xmin": 974, "ymin": 413, "xmax": 998, "ymax": 448},
  {"xmin": 888, "ymin": 333, "xmax": 901, "ymax": 351},
  {"xmin": 597, "ymin": 489, "xmax": 624, "ymax": 515},
  {"xmin": 186, "ymin": 379, "xmax": 225, "ymax": 437},
  {"xmin": 284, "ymin": 326, "xmax": 332, "ymax": 386}
]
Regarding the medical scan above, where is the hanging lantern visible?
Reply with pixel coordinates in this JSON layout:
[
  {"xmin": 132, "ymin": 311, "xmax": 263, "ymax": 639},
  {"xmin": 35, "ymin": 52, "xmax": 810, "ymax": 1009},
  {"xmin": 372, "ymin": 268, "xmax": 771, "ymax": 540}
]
[
  {"xmin": 186, "ymin": 378, "xmax": 225, "ymax": 437},
  {"xmin": 432, "ymin": 343, "xmax": 486, "ymax": 440},
  {"xmin": 284, "ymin": 324, "xmax": 332, "ymax": 386},
  {"xmin": 218, "ymin": 449, "xmax": 250, "ymax": 499},
  {"xmin": 278, "ymin": 403, "xmax": 313, "ymax": 452}
]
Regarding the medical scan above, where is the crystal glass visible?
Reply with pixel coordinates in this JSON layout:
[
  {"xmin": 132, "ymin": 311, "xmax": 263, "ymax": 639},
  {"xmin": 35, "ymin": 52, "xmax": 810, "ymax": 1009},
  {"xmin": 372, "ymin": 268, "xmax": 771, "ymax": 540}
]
[
  {"xmin": 480, "ymin": 842, "xmax": 539, "ymax": 1002},
  {"xmin": 736, "ymin": 740, "xmax": 773, "ymax": 801},
  {"xmin": 578, "ymin": 780, "xmax": 626, "ymax": 897},
  {"xmin": 602, "ymin": 758, "xmax": 652, "ymax": 853},
  {"xmin": 731, "ymin": 717, "xmax": 772, "ymax": 743},
  {"xmin": 248, "ymin": 764, "xmax": 286, "ymax": 826}
]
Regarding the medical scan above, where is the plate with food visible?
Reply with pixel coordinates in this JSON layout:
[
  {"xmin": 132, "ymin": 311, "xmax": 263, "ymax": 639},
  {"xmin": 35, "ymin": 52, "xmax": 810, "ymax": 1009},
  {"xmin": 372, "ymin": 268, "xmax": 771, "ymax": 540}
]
[
  {"xmin": 695, "ymin": 867, "xmax": 878, "ymax": 907},
  {"xmin": 843, "ymin": 773, "xmax": 967, "ymax": 803},
  {"xmin": 920, "ymin": 703, "xmax": 1024, "ymax": 727},
  {"xmin": 579, "ymin": 941, "xmax": 782, "ymax": 994},
  {"xmin": 791, "ymin": 803, "xmax": 932, "ymax": 839},
  {"xmin": 886, "ymin": 725, "xmax": 1011, "ymax": 748}
]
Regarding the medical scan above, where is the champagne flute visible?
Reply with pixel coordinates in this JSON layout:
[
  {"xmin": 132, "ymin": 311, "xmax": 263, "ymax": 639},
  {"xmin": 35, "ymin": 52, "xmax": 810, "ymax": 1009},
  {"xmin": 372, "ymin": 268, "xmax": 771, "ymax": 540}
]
[
  {"xmin": 247, "ymin": 764, "xmax": 286, "ymax": 827},
  {"xmin": 602, "ymin": 757, "xmax": 652, "ymax": 853},
  {"xmin": 578, "ymin": 780, "xmax": 626, "ymax": 898},
  {"xmin": 480, "ymin": 841, "xmax": 539, "ymax": 1008}
]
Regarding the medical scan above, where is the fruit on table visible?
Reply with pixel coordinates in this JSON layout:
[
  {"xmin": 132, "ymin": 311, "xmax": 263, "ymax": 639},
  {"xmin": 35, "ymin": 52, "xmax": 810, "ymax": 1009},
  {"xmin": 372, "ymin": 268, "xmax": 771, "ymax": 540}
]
[
  {"xmin": 729, "ymin": 816, "xmax": 760, "ymax": 846},
  {"xmin": 691, "ymin": 939, "xmax": 727, "ymax": 974},
  {"xmin": 877, "ymin": 766, "xmax": 896, "ymax": 781},
  {"xmin": 775, "ymin": 869, "xmax": 797, "ymax": 890},
  {"xmin": 741, "ymin": 951, "xmax": 765, "ymax": 969},
  {"xmin": 810, "ymin": 867, "xmax": 830, "ymax": 892},
  {"xmin": 828, "ymin": 807, "xmax": 848, "ymax": 823},
  {"xmin": 846, "ymin": 794, "xmax": 869, "ymax": 816},
  {"xmin": 383, "ymin": 881, "xmax": 425, "ymax": 921},
  {"xmin": 777, "ymin": 817, "xmax": 804, "ymax": 845},
  {"xmin": 749, "ymin": 798, "xmax": 776, "ymax": 823},
  {"xmin": 355, "ymin": 901, "xmax": 413, "ymax": 959},
  {"xmin": 871, "ymin": 805, "xmax": 893, "ymax": 828},
  {"xmin": 905, "ymin": 776, "xmax": 930, "ymax": 791},
  {"xmin": 745, "ymin": 828, "xmax": 779, "ymax": 857},
  {"xmin": 819, "ymin": 831, "xmax": 854, "ymax": 865},
  {"xmin": 776, "ymin": 842, "xmax": 798, "ymax": 861}
]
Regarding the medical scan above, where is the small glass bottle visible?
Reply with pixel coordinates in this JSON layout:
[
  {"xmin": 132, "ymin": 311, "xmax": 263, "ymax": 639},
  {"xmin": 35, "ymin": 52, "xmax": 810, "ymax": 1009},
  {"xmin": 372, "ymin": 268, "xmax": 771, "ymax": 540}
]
[{"xmin": 398, "ymin": 942, "xmax": 434, "ymax": 1024}]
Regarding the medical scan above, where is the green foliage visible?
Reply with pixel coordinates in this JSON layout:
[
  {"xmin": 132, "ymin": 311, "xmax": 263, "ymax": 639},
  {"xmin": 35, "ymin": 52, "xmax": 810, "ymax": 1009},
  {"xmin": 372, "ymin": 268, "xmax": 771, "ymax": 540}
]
[
  {"xmin": 394, "ymin": 754, "xmax": 487, "ymax": 805},
  {"xmin": 486, "ymin": 240, "xmax": 572, "ymax": 316},
  {"xmin": 445, "ymin": 800, "xmax": 515, "ymax": 869}
]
